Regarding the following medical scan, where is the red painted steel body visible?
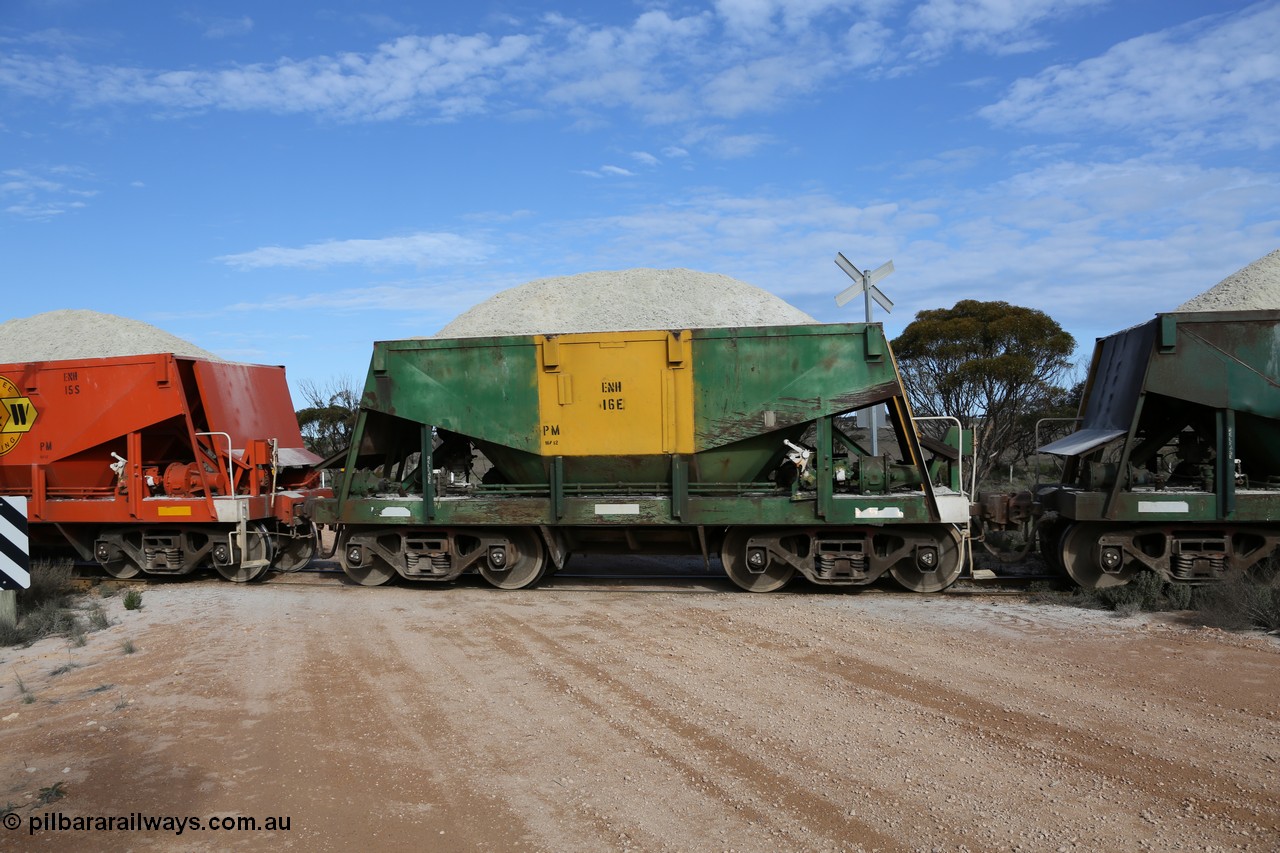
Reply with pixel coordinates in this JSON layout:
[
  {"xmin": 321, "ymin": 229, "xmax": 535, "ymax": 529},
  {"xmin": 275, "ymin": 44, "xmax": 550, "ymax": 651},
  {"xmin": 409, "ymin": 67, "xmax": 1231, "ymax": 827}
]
[{"xmin": 0, "ymin": 353, "xmax": 327, "ymax": 579}]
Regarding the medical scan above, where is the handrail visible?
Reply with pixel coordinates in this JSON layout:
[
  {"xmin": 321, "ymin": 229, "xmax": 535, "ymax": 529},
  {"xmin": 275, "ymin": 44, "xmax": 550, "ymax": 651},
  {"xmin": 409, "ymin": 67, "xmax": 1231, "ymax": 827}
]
[
  {"xmin": 1033, "ymin": 417, "xmax": 1081, "ymax": 488},
  {"xmin": 912, "ymin": 414, "xmax": 973, "ymax": 579},
  {"xmin": 195, "ymin": 431, "xmax": 234, "ymax": 495},
  {"xmin": 913, "ymin": 415, "xmax": 968, "ymax": 497}
]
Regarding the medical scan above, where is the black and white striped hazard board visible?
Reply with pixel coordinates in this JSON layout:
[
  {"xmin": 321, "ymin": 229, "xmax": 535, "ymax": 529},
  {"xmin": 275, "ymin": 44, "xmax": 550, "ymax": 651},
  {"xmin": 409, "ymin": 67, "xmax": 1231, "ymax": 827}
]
[{"xmin": 0, "ymin": 496, "xmax": 30, "ymax": 590}]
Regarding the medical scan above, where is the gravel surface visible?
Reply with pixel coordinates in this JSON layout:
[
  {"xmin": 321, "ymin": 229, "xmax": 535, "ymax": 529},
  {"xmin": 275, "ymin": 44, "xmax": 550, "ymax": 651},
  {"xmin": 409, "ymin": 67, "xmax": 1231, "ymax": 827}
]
[
  {"xmin": 2, "ymin": 573, "xmax": 1277, "ymax": 852},
  {"xmin": 1175, "ymin": 249, "xmax": 1280, "ymax": 311},
  {"xmin": 438, "ymin": 268, "xmax": 816, "ymax": 337},
  {"xmin": 0, "ymin": 310, "xmax": 221, "ymax": 363}
]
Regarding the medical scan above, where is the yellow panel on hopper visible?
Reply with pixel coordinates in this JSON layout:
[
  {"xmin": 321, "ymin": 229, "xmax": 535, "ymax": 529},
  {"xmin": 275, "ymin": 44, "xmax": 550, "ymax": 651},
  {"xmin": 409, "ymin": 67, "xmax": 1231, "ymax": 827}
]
[{"xmin": 535, "ymin": 331, "xmax": 694, "ymax": 456}]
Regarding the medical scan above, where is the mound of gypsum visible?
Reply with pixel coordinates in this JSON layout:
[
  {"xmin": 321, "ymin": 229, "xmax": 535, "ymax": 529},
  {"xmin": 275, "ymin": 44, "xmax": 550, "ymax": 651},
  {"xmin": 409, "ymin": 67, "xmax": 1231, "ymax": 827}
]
[
  {"xmin": 0, "ymin": 309, "xmax": 223, "ymax": 363},
  {"xmin": 436, "ymin": 268, "xmax": 817, "ymax": 337},
  {"xmin": 1174, "ymin": 248, "xmax": 1280, "ymax": 312}
]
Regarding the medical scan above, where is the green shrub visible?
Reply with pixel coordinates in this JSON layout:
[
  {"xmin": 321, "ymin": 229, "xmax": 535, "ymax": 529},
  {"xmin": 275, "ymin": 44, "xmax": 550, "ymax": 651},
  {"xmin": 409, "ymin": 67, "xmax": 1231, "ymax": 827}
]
[
  {"xmin": 87, "ymin": 604, "xmax": 110, "ymax": 630},
  {"xmin": 1164, "ymin": 582, "xmax": 1194, "ymax": 611},
  {"xmin": 36, "ymin": 782, "xmax": 65, "ymax": 805},
  {"xmin": 1103, "ymin": 570, "xmax": 1164, "ymax": 612},
  {"xmin": 1113, "ymin": 598, "xmax": 1143, "ymax": 618},
  {"xmin": 23, "ymin": 560, "xmax": 74, "ymax": 611},
  {"xmin": 1066, "ymin": 570, "xmax": 1197, "ymax": 615},
  {"xmin": 1193, "ymin": 567, "xmax": 1280, "ymax": 632},
  {"xmin": 0, "ymin": 560, "xmax": 81, "ymax": 647},
  {"xmin": 0, "ymin": 621, "xmax": 22, "ymax": 646},
  {"xmin": 122, "ymin": 589, "xmax": 143, "ymax": 611},
  {"xmin": 20, "ymin": 599, "xmax": 79, "ymax": 641}
]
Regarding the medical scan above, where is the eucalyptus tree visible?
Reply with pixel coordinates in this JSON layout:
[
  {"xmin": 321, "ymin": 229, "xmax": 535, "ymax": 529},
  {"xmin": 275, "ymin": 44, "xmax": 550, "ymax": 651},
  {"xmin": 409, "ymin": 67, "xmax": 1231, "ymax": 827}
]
[{"xmin": 892, "ymin": 300, "xmax": 1076, "ymax": 487}]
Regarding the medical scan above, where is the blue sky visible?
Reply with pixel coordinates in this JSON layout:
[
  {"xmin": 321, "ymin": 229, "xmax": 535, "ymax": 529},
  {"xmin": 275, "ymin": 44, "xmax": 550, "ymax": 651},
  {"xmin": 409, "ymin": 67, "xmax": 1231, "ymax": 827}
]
[{"xmin": 2, "ymin": 1, "xmax": 1277, "ymax": 396}]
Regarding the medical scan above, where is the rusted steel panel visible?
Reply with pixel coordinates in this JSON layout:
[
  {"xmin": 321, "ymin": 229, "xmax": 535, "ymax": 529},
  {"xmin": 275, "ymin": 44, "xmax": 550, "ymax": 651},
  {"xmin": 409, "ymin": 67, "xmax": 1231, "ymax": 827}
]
[
  {"xmin": 192, "ymin": 360, "xmax": 318, "ymax": 463},
  {"xmin": 0, "ymin": 354, "xmax": 323, "ymax": 527},
  {"xmin": 691, "ymin": 324, "xmax": 899, "ymax": 450}
]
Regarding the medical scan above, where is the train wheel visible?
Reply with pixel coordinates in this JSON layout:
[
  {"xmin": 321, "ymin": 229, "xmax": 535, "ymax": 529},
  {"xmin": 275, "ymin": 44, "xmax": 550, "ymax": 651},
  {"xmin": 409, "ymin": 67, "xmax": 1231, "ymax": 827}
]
[
  {"xmin": 216, "ymin": 560, "xmax": 271, "ymax": 581},
  {"xmin": 479, "ymin": 528, "xmax": 546, "ymax": 590},
  {"xmin": 720, "ymin": 528, "xmax": 794, "ymax": 593},
  {"xmin": 1060, "ymin": 522, "xmax": 1136, "ymax": 589},
  {"xmin": 216, "ymin": 524, "xmax": 274, "ymax": 583},
  {"xmin": 1036, "ymin": 518, "xmax": 1068, "ymax": 576},
  {"xmin": 340, "ymin": 538, "xmax": 397, "ymax": 586},
  {"xmin": 100, "ymin": 556, "xmax": 142, "ymax": 580},
  {"xmin": 890, "ymin": 528, "xmax": 964, "ymax": 593},
  {"xmin": 217, "ymin": 562, "xmax": 270, "ymax": 582},
  {"xmin": 94, "ymin": 537, "xmax": 141, "ymax": 579},
  {"xmin": 273, "ymin": 532, "xmax": 316, "ymax": 572}
]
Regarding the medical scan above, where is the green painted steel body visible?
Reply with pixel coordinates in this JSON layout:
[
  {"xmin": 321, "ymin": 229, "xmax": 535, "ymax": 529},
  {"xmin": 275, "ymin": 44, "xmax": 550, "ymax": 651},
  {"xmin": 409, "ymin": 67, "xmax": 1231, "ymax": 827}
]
[
  {"xmin": 1036, "ymin": 309, "xmax": 1280, "ymax": 585},
  {"xmin": 1039, "ymin": 309, "xmax": 1280, "ymax": 525},
  {"xmin": 315, "ymin": 323, "xmax": 958, "ymax": 531},
  {"xmin": 689, "ymin": 325, "xmax": 899, "ymax": 483}
]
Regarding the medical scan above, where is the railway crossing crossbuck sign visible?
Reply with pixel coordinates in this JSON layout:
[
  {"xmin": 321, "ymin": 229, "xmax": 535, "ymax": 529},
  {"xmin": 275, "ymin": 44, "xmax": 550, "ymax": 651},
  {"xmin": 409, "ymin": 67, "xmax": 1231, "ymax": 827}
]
[{"xmin": 0, "ymin": 496, "xmax": 30, "ymax": 590}]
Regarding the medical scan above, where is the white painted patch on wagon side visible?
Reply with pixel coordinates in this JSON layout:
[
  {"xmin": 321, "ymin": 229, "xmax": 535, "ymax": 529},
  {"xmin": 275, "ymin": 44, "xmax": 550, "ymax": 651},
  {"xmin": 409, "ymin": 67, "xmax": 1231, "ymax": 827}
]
[
  {"xmin": 379, "ymin": 507, "xmax": 412, "ymax": 517},
  {"xmin": 1138, "ymin": 501, "xmax": 1190, "ymax": 513},
  {"xmin": 595, "ymin": 504, "xmax": 641, "ymax": 515},
  {"xmin": 855, "ymin": 507, "xmax": 905, "ymax": 519}
]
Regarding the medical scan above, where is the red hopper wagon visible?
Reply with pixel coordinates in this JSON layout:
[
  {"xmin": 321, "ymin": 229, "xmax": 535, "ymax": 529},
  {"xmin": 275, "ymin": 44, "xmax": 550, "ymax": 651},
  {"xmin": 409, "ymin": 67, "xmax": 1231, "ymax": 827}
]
[{"xmin": 0, "ymin": 353, "xmax": 327, "ymax": 581}]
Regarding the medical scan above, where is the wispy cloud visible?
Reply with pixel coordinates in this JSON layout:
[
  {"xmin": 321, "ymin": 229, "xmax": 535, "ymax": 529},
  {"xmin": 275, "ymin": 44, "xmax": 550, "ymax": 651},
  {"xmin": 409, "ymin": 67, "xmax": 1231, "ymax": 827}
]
[
  {"xmin": 981, "ymin": 2, "xmax": 1280, "ymax": 150},
  {"xmin": 0, "ymin": 2, "xmax": 1109, "ymax": 132},
  {"xmin": 898, "ymin": 146, "xmax": 989, "ymax": 178},
  {"xmin": 906, "ymin": 0, "xmax": 1107, "ymax": 61},
  {"xmin": 199, "ymin": 16, "xmax": 254, "ymax": 40},
  {"xmin": 216, "ymin": 279, "xmax": 523, "ymax": 336},
  {"xmin": 0, "ymin": 34, "xmax": 538, "ymax": 121},
  {"xmin": 1, "ymin": 165, "xmax": 97, "ymax": 220},
  {"xmin": 215, "ymin": 232, "xmax": 490, "ymax": 270},
  {"xmin": 576, "ymin": 164, "xmax": 636, "ymax": 178},
  {"xmin": 512, "ymin": 157, "xmax": 1278, "ymax": 337},
  {"xmin": 198, "ymin": 156, "xmax": 1277, "ymax": 356},
  {"xmin": 709, "ymin": 133, "xmax": 773, "ymax": 159}
]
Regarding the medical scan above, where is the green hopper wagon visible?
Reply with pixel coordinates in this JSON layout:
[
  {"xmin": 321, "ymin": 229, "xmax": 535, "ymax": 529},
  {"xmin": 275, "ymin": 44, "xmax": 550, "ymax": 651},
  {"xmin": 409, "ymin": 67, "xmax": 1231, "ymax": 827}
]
[
  {"xmin": 1037, "ymin": 309, "xmax": 1280, "ymax": 588},
  {"xmin": 310, "ymin": 323, "xmax": 971, "ymax": 592}
]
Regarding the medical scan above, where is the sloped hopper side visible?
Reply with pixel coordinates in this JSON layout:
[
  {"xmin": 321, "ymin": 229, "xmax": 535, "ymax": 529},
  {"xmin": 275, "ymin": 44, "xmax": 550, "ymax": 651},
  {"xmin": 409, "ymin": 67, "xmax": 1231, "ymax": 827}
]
[
  {"xmin": 359, "ymin": 324, "xmax": 905, "ymax": 486},
  {"xmin": 1039, "ymin": 319, "xmax": 1155, "ymax": 458},
  {"xmin": 1040, "ymin": 310, "xmax": 1280, "ymax": 485}
]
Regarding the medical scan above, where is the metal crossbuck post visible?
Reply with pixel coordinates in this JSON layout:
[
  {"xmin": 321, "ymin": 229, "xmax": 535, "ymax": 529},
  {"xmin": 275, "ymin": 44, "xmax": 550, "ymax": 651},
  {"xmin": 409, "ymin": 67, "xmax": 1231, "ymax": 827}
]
[
  {"xmin": 1, "ymin": 495, "xmax": 31, "ymax": 591},
  {"xmin": 834, "ymin": 253, "xmax": 895, "ymax": 457}
]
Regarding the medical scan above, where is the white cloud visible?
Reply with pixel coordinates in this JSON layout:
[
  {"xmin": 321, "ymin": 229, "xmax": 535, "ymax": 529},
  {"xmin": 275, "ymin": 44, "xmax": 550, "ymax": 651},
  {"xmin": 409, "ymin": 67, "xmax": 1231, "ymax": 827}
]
[
  {"xmin": 980, "ymin": 3, "xmax": 1280, "ymax": 150},
  {"xmin": 0, "ymin": 166, "xmax": 97, "ymax": 220},
  {"xmin": 708, "ymin": 133, "xmax": 773, "ymax": 159},
  {"xmin": 899, "ymin": 146, "xmax": 989, "ymax": 177},
  {"xmin": 906, "ymin": 0, "xmax": 1107, "ymax": 61},
  {"xmin": 0, "ymin": 34, "xmax": 538, "ymax": 122},
  {"xmin": 215, "ymin": 232, "xmax": 490, "ymax": 270},
  {"xmin": 714, "ymin": 1, "xmax": 893, "ymax": 39},
  {"xmin": 0, "ymin": 2, "xmax": 1003, "ymax": 132},
  {"xmin": 577, "ymin": 164, "xmax": 638, "ymax": 178},
  {"xmin": 630, "ymin": 150, "xmax": 660, "ymax": 166},
  {"xmin": 517, "ymin": 157, "xmax": 1278, "ymax": 342},
  {"xmin": 703, "ymin": 54, "xmax": 840, "ymax": 117},
  {"xmin": 200, "ymin": 16, "xmax": 254, "ymax": 39}
]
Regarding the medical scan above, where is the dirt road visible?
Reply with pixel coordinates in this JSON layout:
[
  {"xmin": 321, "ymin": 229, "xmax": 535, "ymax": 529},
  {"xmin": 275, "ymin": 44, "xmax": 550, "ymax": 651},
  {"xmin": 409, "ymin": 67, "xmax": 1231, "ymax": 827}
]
[{"xmin": 1, "ymin": 572, "xmax": 1277, "ymax": 851}]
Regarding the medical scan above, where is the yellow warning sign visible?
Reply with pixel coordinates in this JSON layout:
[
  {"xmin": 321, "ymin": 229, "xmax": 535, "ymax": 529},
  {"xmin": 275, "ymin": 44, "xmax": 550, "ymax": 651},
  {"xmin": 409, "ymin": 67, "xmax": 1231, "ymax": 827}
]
[{"xmin": 0, "ymin": 375, "xmax": 38, "ymax": 457}]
